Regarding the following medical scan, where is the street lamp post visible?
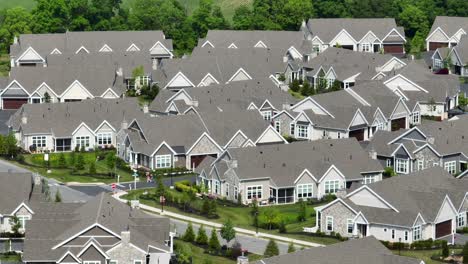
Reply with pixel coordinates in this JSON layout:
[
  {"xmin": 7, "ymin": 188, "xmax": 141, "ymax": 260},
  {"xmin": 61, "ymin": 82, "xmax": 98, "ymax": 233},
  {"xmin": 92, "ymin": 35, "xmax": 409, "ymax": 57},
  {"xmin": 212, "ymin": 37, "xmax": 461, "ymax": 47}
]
[
  {"xmin": 132, "ymin": 170, "xmax": 138, "ymax": 190},
  {"xmin": 399, "ymin": 237, "xmax": 402, "ymax": 256}
]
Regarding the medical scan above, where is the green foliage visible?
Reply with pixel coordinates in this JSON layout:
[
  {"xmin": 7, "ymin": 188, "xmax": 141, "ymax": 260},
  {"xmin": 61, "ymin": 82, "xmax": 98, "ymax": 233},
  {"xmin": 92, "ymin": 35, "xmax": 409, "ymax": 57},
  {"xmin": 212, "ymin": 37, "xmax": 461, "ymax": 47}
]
[
  {"xmin": 55, "ymin": 189, "xmax": 62, "ymax": 203},
  {"xmin": 175, "ymin": 241, "xmax": 192, "ymax": 264},
  {"xmin": 88, "ymin": 162, "xmax": 96, "ymax": 175},
  {"xmin": 207, "ymin": 199, "xmax": 218, "ymax": 218},
  {"xmin": 260, "ymin": 208, "xmax": 280, "ymax": 230},
  {"xmin": 183, "ymin": 222, "xmax": 195, "ymax": 242},
  {"xmin": 105, "ymin": 152, "xmax": 116, "ymax": 176},
  {"xmin": 297, "ymin": 199, "xmax": 307, "ymax": 222},
  {"xmin": 155, "ymin": 176, "xmax": 166, "ymax": 198},
  {"xmin": 58, "ymin": 153, "xmax": 66, "ymax": 168},
  {"xmin": 208, "ymin": 227, "xmax": 221, "ymax": 254},
  {"xmin": 459, "ymin": 93, "xmax": 468, "ymax": 109},
  {"xmin": 278, "ymin": 219, "xmax": 287, "ymax": 233},
  {"xmin": 0, "ymin": 7, "xmax": 32, "ymax": 52},
  {"xmin": 195, "ymin": 225, "xmax": 208, "ymax": 245},
  {"xmin": 0, "ymin": 133, "xmax": 18, "ymax": 157},
  {"xmin": 220, "ymin": 219, "xmax": 236, "ymax": 244},
  {"xmin": 463, "ymin": 242, "xmax": 468, "ymax": 264},
  {"xmin": 441, "ymin": 240, "xmax": 449, "ymax": 258},
  {"xmin": 287, "ymin": 242, "xmax": 295, "ymax": 253},
  {"xmin": 383, "ymin": 167, "xmax": 396, "ymax": 177},
  {"xmin": 9, "ymin": 216, "xmax": 22, "ymax": 235},
  {"xmin": 190, "ymin": 0, "xmax": 229, "ymax": 39},
  {"xmin": 264, "ymin": 239, "xmax": 279, "ymax": 258},
  {"xmin": 69, "ymin": 151, "xmax": 76, "ymax": 168},
  {"xmin": 75, "ymin": 154, "xmax": 85, "ymax": 170},
  {"xmin": 289, "ymin": 79, "xmax": 300, "ymax": 93}
]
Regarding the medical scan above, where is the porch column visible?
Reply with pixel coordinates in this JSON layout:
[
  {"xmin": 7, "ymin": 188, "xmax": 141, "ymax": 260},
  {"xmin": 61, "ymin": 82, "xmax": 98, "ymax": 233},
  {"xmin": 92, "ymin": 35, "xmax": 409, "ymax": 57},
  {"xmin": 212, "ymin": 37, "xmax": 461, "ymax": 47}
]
[
  {"xmin": 150, "ymin": 156, "xmax": 154, "ymax": 170},
  {"xmin": 365, "ymin": 224, "xmax": 369, "ymax": 237},
  {"xmin": 293, "ymin": 188, "xmax": 296, "ymax": 203}
]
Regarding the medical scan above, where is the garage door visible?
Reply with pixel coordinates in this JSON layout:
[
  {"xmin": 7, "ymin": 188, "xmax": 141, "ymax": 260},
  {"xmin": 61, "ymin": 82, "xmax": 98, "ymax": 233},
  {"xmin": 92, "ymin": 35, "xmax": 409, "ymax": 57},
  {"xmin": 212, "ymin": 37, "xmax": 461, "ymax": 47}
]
[
  {"xmin": 349, "ymin": 129, "xmax": 365, "ymax": 141},
  {"xmin": 435, "ymin": 220, "xmax": 452, "ymax": 238},
  {"xmin": 383, "ymin": 44, "xmax": 404, "ymax": 54},
  {"xmin": 3, "ymin": 99, "xmax": 28, "ymax": 109},
  {"xmin": 429, "ymin": 42, "xmax": 448, "ymax": 51},
  {"xmin": 391, "ymin": 118, "xmax": 406, "ymax": 131}
]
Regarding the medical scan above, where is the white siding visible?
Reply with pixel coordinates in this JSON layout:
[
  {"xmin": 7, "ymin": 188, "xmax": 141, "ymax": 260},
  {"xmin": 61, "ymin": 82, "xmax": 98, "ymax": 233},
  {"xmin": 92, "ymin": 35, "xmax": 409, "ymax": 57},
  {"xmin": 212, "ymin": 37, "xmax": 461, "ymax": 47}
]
[{"xmin": 348, "ymin": 188, "xmax": 391, "ymax": 209}]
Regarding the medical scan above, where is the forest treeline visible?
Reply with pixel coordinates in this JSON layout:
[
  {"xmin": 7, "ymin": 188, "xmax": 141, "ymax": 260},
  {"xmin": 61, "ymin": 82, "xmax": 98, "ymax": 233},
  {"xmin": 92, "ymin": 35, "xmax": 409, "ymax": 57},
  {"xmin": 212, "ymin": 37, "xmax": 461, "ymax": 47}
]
[{"xmin": 0, "ymin": 0, "xmax": 467, "ymax": 55}]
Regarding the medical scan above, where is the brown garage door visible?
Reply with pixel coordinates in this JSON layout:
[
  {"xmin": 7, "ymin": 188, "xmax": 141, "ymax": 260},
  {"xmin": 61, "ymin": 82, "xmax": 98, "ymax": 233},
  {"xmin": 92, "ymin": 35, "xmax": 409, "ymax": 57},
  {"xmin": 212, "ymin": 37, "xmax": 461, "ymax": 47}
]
[
  {"xmin": 429, "ymin": 42, "xmax": 448, "ymax": 51},
  {"xmin": 391, "ymin": 118, "xmax": 406, "ymax": 131},
  {"xmin": 349, "ymin": 129, "xmax": 365, "ymax": 141},
  {"xmin": 3, "ymin": 99, "xmax": 28, "ymax": 109},
  {"xmin": 383, "ymin": 44, "xmax": 404, "ymax": 54},
  {"xmin": 435, "ymin": 220, "xmax": 452, "ymax": 238}
]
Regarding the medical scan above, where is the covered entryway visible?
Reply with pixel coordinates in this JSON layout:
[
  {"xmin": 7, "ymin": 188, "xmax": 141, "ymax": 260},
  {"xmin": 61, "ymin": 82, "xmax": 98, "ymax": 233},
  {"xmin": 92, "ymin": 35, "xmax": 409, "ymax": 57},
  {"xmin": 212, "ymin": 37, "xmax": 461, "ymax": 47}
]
[
  {"xmin": 2, "ymin": 98, "xmax": 28, "ymax": 109},
  {"xmin": 349, "ymin": 129, "xmax": 365, "ymax": 141},
  {"xmin": 391, "ymin": 117, "xmax": 406, "ymax": 131},
  {"xmin": 383, "ymin": 44, "xmax": 404, "ymax": 54},
  {"xmin": 429, "ymin": 42, "xmax": 448, "ymax": 51},
  {"xmin": 436, "ymin": 220, "xmax": 452, "ymax": 238}
]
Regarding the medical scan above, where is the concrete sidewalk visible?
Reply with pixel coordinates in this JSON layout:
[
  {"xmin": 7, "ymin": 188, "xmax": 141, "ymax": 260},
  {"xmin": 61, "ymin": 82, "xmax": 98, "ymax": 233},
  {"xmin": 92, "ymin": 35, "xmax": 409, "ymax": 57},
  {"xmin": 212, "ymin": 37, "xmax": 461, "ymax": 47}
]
[{"xmin": 113, "ymin": 191, "xmax": 324, "ymax": 248}]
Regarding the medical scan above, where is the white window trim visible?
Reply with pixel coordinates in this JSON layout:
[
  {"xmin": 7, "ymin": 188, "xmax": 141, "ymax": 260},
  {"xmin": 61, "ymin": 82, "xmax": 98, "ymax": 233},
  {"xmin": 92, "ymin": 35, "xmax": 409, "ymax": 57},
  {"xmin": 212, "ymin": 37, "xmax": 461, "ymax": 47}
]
[
  {"xmin": 97, "ymin": 132, "xmax": 112, "ymax": 146},
  {"xmin": 32, "ymin": 136, "xmax": 47, "ymax": 148},
  {"xmin": 386, "ymin": 159, "xmax": 391, "ymax": 167},
  {"xmin": 296, "ymin": 184, "xmax": 313, "ymax": 199},
  {"xmin": 274, "ymin": 121, "xmax": 281, "ymax": 133},
  {"xmin": 457, "ymin": 213, "xmax": 465, "ymax": 227},
  {"xmin": 75, "ymin": 136, "xmax": 90, "ymax": 148},
  {"xmin": 296, "ymin": 124, "xmax": 309, "ymax": 139},
  {"xmin": 361, "ymin": 43, "xmax": 371, "ymax": 52},
  {"xmin": 444, "ymin": 160, "xmax": 457, "ymax": 175},
  {"xmin": 326, "ymin": 216, "xmax": 334, "ymax": 231},
  {"xmin": 324, "ymin": 180, "xmax": 340, "ymax": 194},
  {"xmin": 347, "ymin": 219, "xmax": 354, "ymax": 234},
  {"xmin": 412, "ymin": 111, "xmax": 420, "ymax": 124},
  {"xmin": 246, "ymin": 185, "xmax": 262, "ymax": 200},
  {"xmin": 155, "ymin": 154, "xmax": 172, "ymax": 169},
  {"xmin": 262, "ymin": 111, "xmax": 272, "ymax": 121},
  {"xmin": 413, "ymin": 225, "xmax": 422, "ymax": 241},
  {"xmin": 417, "ymin": 159, "xmax": 424, "ymax": 171},
  {"xmin": 395, "ymin": 158, "xmax": 409, "ymax": 174}
]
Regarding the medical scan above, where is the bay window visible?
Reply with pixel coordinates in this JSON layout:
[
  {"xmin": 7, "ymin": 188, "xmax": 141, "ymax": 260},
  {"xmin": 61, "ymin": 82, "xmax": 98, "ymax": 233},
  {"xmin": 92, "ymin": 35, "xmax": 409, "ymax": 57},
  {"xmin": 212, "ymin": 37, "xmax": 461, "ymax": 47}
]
[
  {"xmin": 396, "ymin": 158, "xmax": 409, "ymax": 174},
  {"xmin": 297, "ymin": 124, "xmax": 309, "ymax": 139}
]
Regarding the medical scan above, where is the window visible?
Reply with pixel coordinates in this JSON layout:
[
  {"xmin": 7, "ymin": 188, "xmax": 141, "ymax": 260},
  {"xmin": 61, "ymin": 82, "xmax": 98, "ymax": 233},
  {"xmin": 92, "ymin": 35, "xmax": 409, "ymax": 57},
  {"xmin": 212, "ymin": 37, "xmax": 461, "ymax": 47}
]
[
  {"xmin": 377, "ymin": 122, "xmax": 385, "ymax": 131},
  {"xmin": 297, "ymin": 184, "xmax": 313, "ymax": 198},
  {"xmin": 322, "ymin": 130, "xmax": 329, "ymax": 138},
  {"xmin": 32, "ymin": 136, "xmax": 46, "ymax": 148},
  {"xmin": 313, "ymin": 44, "xmax": 320, "ymax": 53},
  {"xmin": 225, "ymin": 183, "xmax": 229, "ymax": 197},
  {"xmin": 32, "ymin": 98, "xmax": 41, "ymax": 104},
  {"xmin": 247, "ymin": 185, "xmax": 262, "ymax": 200},
  {"xmin": 347, "ymin": 219, "xmax": 354, "ymax": 234},
  {"xmin": 97, "ymin": 133, "xmax": 112, "ymax": 145},
  {"xmin": 214, "ymin": 180, "xmax": 220, "ymax": 194},
  {"xmin": 290, "ymin": 123, "xmax": 295, "ymax": 136},
  {"xmin": 326, "ymin": 216, "xmax": 333, "ymax": 231},
  {"xmin": 363, "ymin": 175, "xmax": 377, "ymax": 184},
  {"xmin": 396, "ymin": 158, "xmax": 409, "ymax": 174},
  {"xmin": 404, "ymin": 231, "xmax": 408, "ymax": 241},
  {"xmin": 337, "ymin": 132, "xmax": 342, "ymax": 139},
  {"xmin": 444, "ymin": 161, "xmax": 457, "ymax": 175},
  {"xmin": 156, "ymin": 155, "xmax": 171, "ymax": 168},
  {"xmin": 274, "ymin": 121, "xmax": 281, "ymax": 132},
  {"xmin": 412, "ymin": 112, "xmax": 420, "ymax": 124},
  {"xmin": 362, "ymin": 43, "xmax": 371, "ymax": 52},
  {"xmin": 457, "ymin": 213, "xmax": 465, "ymax": 227},
  {"xmin": 75, "ymin": 136, "xmax": 90, "ymax": 148},
  {"xmin": 324, "ymin": 180, "xmax": 340, "ymax": 194},
  {"xmin": 386, "ymin": 159, "xmax": 392, "ymax": 167},
  {"xmin": 391, "ymin": 229, "xmax": 395, "ymax": 239},
  {"xmin": 262, "ymin": 111, "xmax": 272, "ymax": 121},
  {"xmin": 413, "ymin": 225, "xmax": 421, "ymax": 241},
  {"xmin": 17, "ymin": 215, "xmax": 30, "ymax": 229},
  {"xmin": 297, "ymin": 124, "xmax": 309, "ymax": 138},
  {"xmin": 434, "ymin": 59, "xmax": 442, "ymax": 69},
  {"xmin": 417, "ymin": 159, "xmax": 424, "ymax": 171},
  {"xmin": 234, "ymin": 186, "xmax": 238, "ymax": 200}
]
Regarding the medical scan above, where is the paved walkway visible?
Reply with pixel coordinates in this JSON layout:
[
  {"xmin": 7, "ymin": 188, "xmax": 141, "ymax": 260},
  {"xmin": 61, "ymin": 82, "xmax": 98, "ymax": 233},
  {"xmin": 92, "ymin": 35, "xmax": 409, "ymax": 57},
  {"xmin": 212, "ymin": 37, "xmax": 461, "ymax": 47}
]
[{"xmin": 113, "ymin": 191, "xmax": 324, "ymax": 249}]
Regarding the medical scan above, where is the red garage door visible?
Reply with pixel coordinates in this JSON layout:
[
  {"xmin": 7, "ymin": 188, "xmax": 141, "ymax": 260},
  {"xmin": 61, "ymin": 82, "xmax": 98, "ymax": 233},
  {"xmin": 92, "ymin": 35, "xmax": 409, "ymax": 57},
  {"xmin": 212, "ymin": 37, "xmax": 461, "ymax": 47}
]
[
  {"xmin": 349, "ymin": 129, "xmax": 365, "ymax": 141},
  {"xmin": 3, "ymin": 99, "xmax": 28, "ymax": 109},
  {"xmin": 435, "ymin": 220, "xmax": 452, "ymax": 238},
  {"xmin": 383, "ymin": 44, "xmax": 404, "ymax": 54},
  {"xmin": 429, "ymin": 42, "xmax": 448, "ymax": 51}
]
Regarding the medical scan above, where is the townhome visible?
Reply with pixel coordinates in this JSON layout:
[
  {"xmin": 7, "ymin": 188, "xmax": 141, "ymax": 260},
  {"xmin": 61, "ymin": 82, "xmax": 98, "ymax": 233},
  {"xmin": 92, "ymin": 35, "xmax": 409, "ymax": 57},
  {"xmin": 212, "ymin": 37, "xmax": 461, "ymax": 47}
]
[
  {"xmin": 10, "ymin": 31, "xmax": 173, "ymax": 68},
  {"xmin": 154, "ymin": 47, "xmax": 292, "ymax": 90},
  {"xmin": 149, "ymin": 78, "xmax": 297, "ymax": 118},
  {"xmin": 117, "ymin": 109, "xmax": 287, "ymax": 170},
  {"xmin": 196, "ymin": 138, "xmax": 383, "ymax": 204},
  {"xmin": 198, "ymin": 30, "xmax": 311, "ymax": 58},
  {"xmin": 7, "ymin": 98, "xmax": 144, "ymax": 152},
  {"xmin": 255, "ymin": 236, "xmax": 423, "ymax": 264},
  {"xmin": 433, "ymin": 35, "xmax": 468, "ymax": 76},
  {"xmin": 0, "ymin": 65, "xmax": 127, "ymax": 109},
  {"xmin": 301, "ymin": 18, "xmax": 406, "ymax": 54},
  {"xmin": 382, "ymin": 61, "xmax": 459, "ymax": 120},
  {"xmin": 313, "ymin": 167, "xmax": 467, "ymax": 244},
  {"xmin": 22, "ymin": 193, "xmax": 173, "ymax": 264},
  {"xmin": 0, "ymin": 172, "xmax": 43, "ymax": 234},
  {"xmin": 302, "ymin": 47, "xmax": 407, "ymax": 88},
  {"xmin": 426, "ymin": 16, "xmax": 468, "ymax": 51},
  {"xmin": 364, "ymin": 115, "xmax": 468, "ymax": 176},
  {"xmin": 273, "ymin": 81, "xmax": 412, "ymax": 142}
]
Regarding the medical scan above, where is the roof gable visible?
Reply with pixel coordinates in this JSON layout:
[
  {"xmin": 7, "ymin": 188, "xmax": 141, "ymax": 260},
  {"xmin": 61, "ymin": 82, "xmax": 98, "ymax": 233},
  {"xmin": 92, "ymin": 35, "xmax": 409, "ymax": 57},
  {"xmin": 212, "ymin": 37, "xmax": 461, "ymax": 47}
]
[
  {"xmin": 254, "ymin": 40, "xmax": 267, "ymax": 48},
  {"xmin": 291, "ymin": 97, "xmax": 333, "ymax": 117},
  {"xmin": 227, "ymin": 68, "xmax": 253, "ymax": 83},
  {"xmin": 347, "ymin": 186, "xmax": 393, "ymax": 210},
  {"xmin": 164, "ymin": 72, "xmax": 195, "ymax": 89},
  {"xmin": 99, "ymin": 44, "xmax": 113, "ymax": 52},
  {"xmin": 126, "ymin": 43, "xmax": 140, "ymax": 52},
  {"xmin": 16, "ymin": 47, "xmax": 45, "ymax": 63},
  {"xmin": 75, "ymin": 46, "xmax": 90, "ymax": 54},
  {"xmin": 255, "ymin": 126, "xmax": 288, "ymax": 145},
  {"xmin": 198, "ymin": 73, "xmax": 219, "ymax": 87},
  {"xmin": 60, "ymin": 80, "xmax": 94, "ymax": 99}
]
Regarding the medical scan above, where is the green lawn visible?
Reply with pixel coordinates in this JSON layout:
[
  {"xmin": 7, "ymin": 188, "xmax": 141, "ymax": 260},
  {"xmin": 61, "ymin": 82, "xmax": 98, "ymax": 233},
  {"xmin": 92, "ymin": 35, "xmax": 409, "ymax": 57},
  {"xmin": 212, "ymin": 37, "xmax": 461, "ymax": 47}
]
[
  {"xmin": 0, "ymin": 253, "xmax": 22, "ymax": 262},
  {"xmin": 391, "ymin": 248, "xmax": 462, "ymax": 264},
  {"xmin": 175, "ymin": 240, "xmax": 263, "ymax": 264},
  {"xmin": 0, "ymin": 54, "xmax": 10, "ymax": 77},
  {"xmin": 9, "ymin": 151, "xmax": 135, "ymax": 184},
  {"xmin": 288, "ymin": 89, "xmax": 305, "ymax": 100},
  {"xmin": 123, "ymin": 188, "xmax": 339, "ymax": 245}
]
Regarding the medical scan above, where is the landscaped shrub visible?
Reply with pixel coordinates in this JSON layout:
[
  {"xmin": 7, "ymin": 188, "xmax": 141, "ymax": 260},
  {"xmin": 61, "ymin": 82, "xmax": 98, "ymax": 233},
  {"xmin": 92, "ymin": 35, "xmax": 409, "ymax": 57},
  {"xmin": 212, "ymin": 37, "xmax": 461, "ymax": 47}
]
[
  {"xmin": 458, "ymin": 227, "xmax": 468, "ymax": 233},
  {"xmin": 58, "ymin": 153, "xmax": 66, "ymax": 168},
  {"xmin": 75, "ymin": 154, "xmax": 85, "ymax": 170},
  {"xmin": 264, "ymin": 239, "xmax": 279, "ymax": 258},
  {"xmin": 182, "ymin": 222, "xmax": 195, "ymax": 243},
  {"xmin": 196, "ymin": 225, "xmax": 208, "ymax": 246},
  {"xmin": 208, "ymin": 228, "xmax": 221, "ymax": 254},
  {"xmin": 175, "ymin": 181, "xmax": 194, "ymax": 193},
  {"xmin": 88, "ymin": 162, "xmax": 97, "ymax": 175}
]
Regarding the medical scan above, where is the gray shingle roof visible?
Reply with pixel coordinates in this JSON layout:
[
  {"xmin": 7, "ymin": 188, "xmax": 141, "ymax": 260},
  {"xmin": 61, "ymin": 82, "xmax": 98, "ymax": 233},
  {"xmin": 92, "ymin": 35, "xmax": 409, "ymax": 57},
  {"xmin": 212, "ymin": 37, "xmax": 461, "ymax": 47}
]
[
  {"xmin": 23, "ymin": 193, "xmax": 170, "ymax": 262},
  {"xmin": 256, "ymin": 236, "xmax": 421, "ymax": 264},
  {"xmin": 206, "ymin": 138, "xmax": 383, "ymax": 187},
  {"xmin": 10, "ymin": 31, "xmax": 173, "ymax": 59},
  {"xmin": 453, "ymin": 36, "xmax": 468, "ymax": 65},
  {"xmin": 429, "ymin": 16, "xmax": 468, "ymax": 40},
  {"xmin": 306, "ymin": 18, "xmax": 405, "ymax": 43},
  {"xmin": 8, "ymin": 98, "xmax": 144, "ymax": 137},
  {"xmin": 0, "ymin": 172, "xmax": 37, "ymax": 215}
]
